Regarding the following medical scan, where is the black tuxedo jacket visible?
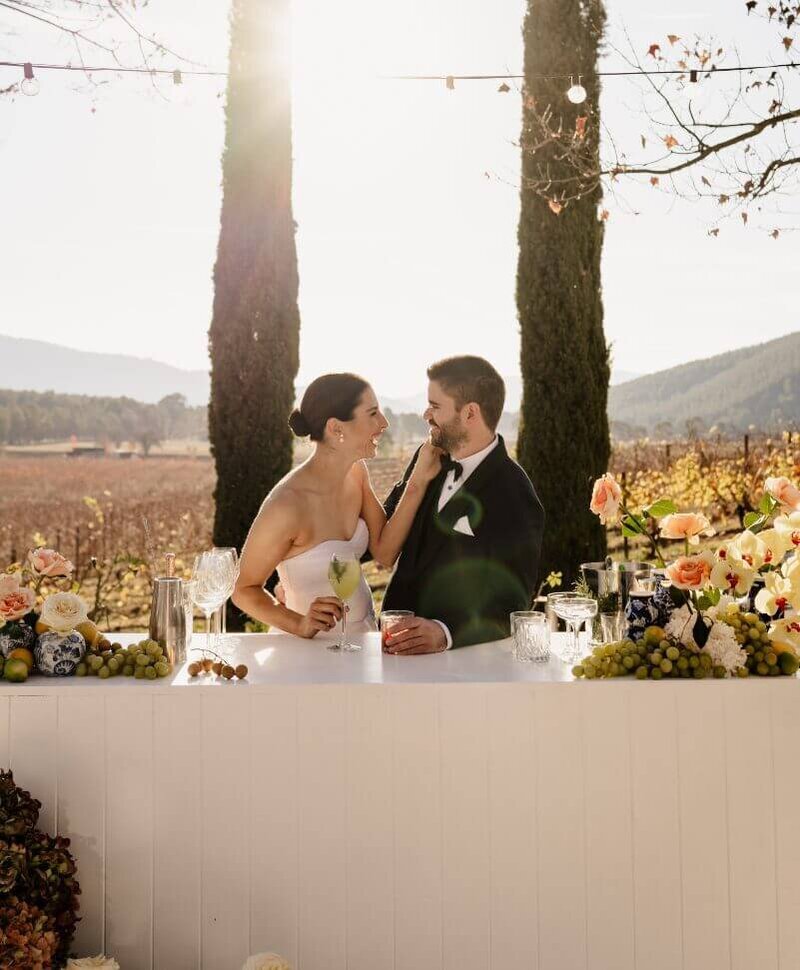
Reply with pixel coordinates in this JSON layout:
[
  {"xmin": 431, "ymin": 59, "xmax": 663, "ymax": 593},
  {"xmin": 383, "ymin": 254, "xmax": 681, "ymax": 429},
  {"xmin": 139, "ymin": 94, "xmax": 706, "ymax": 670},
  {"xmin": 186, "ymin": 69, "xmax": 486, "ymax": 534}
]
[{"xmin": 381, "ymin": 436, "xmax": 545, "ymax": 647}]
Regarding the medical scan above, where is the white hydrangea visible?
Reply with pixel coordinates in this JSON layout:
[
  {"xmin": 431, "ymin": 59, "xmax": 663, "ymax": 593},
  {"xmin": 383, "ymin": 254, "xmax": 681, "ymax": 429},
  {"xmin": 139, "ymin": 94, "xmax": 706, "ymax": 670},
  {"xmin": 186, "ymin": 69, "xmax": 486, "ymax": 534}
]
[
  {"xmin": 665, "ymin": 605, "xmax": 696, "ymax": 647},
  {"xmin": 665, "ymin": 604, "xmax": 747, "ymax": 675},
  {"xmin": 703, "ymin": 621, "xmax": 747, "ymax": 675}
]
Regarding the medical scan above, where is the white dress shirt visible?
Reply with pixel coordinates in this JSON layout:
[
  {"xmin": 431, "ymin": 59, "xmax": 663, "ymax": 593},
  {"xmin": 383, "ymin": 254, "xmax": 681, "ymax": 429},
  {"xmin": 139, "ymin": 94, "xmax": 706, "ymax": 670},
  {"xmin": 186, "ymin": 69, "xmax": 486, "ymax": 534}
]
[{"xmin": 434, "ymin": 435, "xmax": 499, "ymax": 647}]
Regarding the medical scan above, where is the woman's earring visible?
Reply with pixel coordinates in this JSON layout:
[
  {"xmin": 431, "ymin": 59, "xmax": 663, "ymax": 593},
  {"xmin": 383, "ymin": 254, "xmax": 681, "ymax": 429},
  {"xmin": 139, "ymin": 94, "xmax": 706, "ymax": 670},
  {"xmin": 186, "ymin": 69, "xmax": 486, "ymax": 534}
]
[{"xmin": 338, "ymin": 434, "xmax": 344, "ymax": 444}]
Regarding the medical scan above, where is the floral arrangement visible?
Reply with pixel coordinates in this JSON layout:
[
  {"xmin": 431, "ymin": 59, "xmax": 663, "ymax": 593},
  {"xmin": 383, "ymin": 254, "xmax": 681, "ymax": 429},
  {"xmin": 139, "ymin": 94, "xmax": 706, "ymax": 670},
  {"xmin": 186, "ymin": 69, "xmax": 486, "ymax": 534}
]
[
  {"xmin": 577, "ymin": 472, "xmax": 800, "ymax": 679},
  {"xmin": 0, "ymin": 548, "xmax": 106, "ymax": 682},
  {"xmin": 0, "ymin": 770, "xmax": 80, "ymax": 967}
]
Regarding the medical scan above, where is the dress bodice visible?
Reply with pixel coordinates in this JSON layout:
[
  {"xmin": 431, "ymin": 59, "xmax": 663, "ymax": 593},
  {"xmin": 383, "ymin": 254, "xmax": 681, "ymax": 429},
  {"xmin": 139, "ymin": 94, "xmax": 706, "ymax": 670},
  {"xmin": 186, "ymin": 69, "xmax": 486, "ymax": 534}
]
[{"xmin": 274, "ymin": 518, "xmax": 376, "ymax": 633}]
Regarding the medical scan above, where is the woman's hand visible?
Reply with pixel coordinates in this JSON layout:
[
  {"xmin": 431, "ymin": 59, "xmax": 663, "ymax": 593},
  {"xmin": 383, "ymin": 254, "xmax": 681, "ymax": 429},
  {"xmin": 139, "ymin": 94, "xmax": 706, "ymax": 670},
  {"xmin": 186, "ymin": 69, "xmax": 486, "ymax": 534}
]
[
  {"xmin": 409, "ymin": 441, "xmax": 444, "ymax": 485},
  {"xmin": 295, "ymin": 596, "xmax": 343, "ymax": 638}
]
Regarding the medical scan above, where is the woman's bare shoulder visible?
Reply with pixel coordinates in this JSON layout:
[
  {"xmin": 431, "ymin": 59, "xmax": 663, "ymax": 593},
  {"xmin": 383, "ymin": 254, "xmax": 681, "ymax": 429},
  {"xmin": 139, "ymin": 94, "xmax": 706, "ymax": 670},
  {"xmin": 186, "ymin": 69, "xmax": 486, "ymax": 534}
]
[{"xmin": 257, "ymin": 476, "xmax": 308, "ymax": 527}]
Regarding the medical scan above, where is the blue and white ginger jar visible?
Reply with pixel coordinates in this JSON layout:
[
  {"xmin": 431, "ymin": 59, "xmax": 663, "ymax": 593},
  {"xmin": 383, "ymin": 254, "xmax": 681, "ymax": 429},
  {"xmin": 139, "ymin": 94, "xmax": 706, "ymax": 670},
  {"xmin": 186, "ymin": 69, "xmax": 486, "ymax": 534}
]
[
  {"xmin": 624, "ymin": 593, "xmax": 660, "ymax": 642},
  {"xmin": 0, "ymin": 621, "xmax": 36, "ymax": 659},
  {"xmin": 34, "ymin": 630, "xmax": 86, "ymax": 676}
]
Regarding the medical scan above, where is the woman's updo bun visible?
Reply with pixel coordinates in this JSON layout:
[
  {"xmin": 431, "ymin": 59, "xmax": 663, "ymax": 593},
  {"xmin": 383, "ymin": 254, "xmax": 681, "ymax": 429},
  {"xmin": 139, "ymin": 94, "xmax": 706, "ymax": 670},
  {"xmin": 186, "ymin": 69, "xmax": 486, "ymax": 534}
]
[
  {"xmin": 289, "ymin": 373, "xmax": 369, "ymax": 442},
  {"xmin": 288, "ymin": 409, "xmax": 311, "ymax": 437}
]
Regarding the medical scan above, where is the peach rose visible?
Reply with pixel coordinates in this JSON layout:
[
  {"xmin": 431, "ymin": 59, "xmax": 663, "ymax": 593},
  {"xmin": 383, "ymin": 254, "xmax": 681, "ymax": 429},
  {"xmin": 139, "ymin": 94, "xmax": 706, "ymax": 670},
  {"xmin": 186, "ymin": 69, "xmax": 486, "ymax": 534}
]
[
  {"xmin": 589, "ymin": 474, "xmax": 622, "ymax": 525},
  {"xmin": 765, "ymin": 476, "xmax": 800, "ymax": 511},
  {"xmin": 659, "ymin": 512, "xmax": 715, "ymax": 545},
  {"xmin": 665, "ymin": 554, "xmax": 713, "ymax": 590},
  {"xmin": 28, "ymin": 547, "xmax": 74, "ymax": 578},
  {"xmin": 0, "ymin": 575, "xmax": 36, "ymax": 623}
]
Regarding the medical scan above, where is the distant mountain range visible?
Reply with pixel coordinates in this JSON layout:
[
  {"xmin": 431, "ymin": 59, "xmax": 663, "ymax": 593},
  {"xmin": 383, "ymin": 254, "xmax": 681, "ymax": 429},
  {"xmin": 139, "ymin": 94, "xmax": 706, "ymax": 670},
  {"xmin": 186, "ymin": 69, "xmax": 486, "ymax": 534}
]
[
  {"xmin": 0, "ymin": 333, "xmax": 638, "ymax": 413},
  {"xmin": 609, "ymin": 331, "xmax": 800, "ymax": 434},
  {"xmin": 7, "ymin": 330, "xmax": 798, "ymax": 434},
  {"xmin": 0, "ymin": 335, "xmax": 210, "ymax": 406}
]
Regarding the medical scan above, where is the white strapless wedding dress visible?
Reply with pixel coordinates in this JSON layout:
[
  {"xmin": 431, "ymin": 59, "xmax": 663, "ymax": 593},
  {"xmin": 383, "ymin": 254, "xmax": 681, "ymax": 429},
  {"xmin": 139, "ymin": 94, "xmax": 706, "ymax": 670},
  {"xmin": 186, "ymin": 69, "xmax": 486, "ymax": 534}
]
[{"xmin": 273, "ymin": 518, "xmax": 377, "ymax": 633}]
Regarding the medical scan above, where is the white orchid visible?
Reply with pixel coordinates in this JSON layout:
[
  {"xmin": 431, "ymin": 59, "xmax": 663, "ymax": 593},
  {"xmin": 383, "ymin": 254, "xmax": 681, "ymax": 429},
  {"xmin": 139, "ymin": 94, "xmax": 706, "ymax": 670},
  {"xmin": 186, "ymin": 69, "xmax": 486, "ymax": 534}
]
[
  {"xmin": 754, "ymin": 570, "xmax": 800, "ymax": 617},
  {"xmin": 757, "ymin": 527, "xmax": 793, "ymax": 567},
  {"xmin": 768, "ymin": 617, "xmax": 800, "ymax": 653},
  {"xmin": 774, "ymin": 511, "xmax": 800, "ymax": 552},
  {"xmin": 710, "ymin": 547, "xmax": 756, "ymax": 597},
  {"xmin": 728, "ymin": 529, "xmax": 768, "ymax": 569}
]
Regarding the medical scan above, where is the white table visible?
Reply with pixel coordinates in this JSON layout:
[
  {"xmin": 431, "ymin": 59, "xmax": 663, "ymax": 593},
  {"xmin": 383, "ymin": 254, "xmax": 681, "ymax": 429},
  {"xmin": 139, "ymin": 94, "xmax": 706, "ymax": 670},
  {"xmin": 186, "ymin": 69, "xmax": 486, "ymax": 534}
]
[{"xmin": 3, "ymin": 632, "xmax": 798, "ymax": 970}]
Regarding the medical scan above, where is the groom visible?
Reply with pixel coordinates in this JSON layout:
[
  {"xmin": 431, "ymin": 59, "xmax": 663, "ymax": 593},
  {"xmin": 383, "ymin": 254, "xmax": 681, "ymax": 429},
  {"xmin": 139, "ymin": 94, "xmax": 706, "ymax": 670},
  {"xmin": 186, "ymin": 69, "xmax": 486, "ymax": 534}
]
[{"xmin": 382, "ymin": 355, "xmax": 545, "ymax": 653}]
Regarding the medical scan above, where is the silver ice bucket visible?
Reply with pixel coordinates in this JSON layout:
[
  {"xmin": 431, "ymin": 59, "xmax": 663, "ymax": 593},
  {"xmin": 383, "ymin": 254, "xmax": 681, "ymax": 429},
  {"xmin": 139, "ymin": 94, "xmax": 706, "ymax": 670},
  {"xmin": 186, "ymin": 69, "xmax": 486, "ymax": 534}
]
[{"xmin": 149, "ymin": 576, "xmax": 187, "ymax": 666}]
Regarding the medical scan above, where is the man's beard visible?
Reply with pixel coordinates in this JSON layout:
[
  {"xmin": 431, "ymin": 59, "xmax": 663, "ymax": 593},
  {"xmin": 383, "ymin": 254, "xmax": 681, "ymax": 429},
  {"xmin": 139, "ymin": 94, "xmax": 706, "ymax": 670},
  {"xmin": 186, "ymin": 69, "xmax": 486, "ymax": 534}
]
[{"xmin": 429, "ymin": 418, "xmax": 467, "ymax": 454}]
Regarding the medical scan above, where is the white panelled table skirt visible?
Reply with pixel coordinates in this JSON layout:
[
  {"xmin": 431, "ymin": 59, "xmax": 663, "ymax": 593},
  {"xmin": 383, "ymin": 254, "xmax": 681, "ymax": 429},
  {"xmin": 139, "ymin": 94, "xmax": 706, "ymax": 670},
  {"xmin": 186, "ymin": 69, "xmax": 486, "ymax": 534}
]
[{"xmin": 3, "ymin": 631, "xmax": 799, "ymax": 970}]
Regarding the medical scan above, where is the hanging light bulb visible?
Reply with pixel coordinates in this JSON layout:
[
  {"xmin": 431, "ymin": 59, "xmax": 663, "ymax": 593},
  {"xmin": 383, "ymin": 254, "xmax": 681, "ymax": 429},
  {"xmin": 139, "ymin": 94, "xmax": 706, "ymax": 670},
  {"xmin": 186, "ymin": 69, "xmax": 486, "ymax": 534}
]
[
  {"xmin": 21, "ymin": 62, "xmax": 40, "ymax": 97},
  {"xmin": 566, "ymin": 75, "xmax": 587, "ymax": 104}
]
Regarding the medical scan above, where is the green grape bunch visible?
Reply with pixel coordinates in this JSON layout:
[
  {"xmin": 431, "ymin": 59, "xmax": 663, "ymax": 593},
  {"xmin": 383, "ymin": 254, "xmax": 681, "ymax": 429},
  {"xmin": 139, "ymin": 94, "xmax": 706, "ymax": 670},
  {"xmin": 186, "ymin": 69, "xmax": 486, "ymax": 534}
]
[
  {"xmin": 572, "ymin": 625, "xmax": 729, "ymax": 681},
  {"xmin": 718, "ymin": 604, "xmax": 800, "ymax": 677},
  {"xmin": 74, "ymin": 639, "xmax": 173, "ymax": 680}
]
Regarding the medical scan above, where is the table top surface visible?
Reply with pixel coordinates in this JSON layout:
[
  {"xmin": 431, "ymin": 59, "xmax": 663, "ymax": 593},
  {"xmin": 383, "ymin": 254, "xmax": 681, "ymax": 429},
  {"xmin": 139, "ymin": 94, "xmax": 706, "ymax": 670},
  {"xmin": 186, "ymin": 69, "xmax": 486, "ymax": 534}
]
[
  {"xmin": 1, "ymin": 630, "xmax": 581, "ymax": 692},
  {"xmin": 7, "ymin": 631, "xmax": 798, "ymax": 693}
]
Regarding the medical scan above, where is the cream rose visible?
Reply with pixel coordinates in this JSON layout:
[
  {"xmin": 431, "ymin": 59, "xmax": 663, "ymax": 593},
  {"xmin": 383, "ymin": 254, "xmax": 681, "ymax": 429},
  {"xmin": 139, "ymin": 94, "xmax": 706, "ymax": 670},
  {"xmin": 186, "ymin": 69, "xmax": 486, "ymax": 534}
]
[
  {"xmin": 39, "ymin": 592, "xmax": 89, "ymax": 633},
  {"xmin": 665, "ymin": 553, "xmax": 713, "ymax": 590},
  {"xmin": 765, "ymin": 476, "xmax": 800, "ymax": 511},
  {"xmin": 28, "ymin": 547, "xmax": 74, "ymax": 578},
  {"xmin": 589, "ymin": 473, "xmax": 622, "ymax": 525},
  {"xmin": 0, "ymin": 575, "xmax": 36, "ymax": 623},
  {"xmin": 659, "ymin": 512, "xmax": 715, "ymax": 545}
]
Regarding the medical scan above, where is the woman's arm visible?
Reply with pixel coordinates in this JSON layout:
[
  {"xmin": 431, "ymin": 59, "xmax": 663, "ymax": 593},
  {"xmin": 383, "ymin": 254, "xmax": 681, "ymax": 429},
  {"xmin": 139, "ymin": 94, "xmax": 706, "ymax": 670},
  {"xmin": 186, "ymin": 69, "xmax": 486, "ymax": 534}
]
[
  {"xmin": 359, "ymin": 443, "xmax": 443, "ymax": 568},
  {"xmin": 231, "ymin": 495, "xmax": 342, "ymax": 637}
]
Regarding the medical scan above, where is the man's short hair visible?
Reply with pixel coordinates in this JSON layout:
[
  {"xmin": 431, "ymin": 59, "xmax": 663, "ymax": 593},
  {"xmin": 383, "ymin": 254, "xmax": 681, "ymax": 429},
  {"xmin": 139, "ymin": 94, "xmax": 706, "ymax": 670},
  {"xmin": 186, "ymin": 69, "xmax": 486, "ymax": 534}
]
[{"xmin": 427, "ymin": 356, "xmax": 505, "ymax": 432}]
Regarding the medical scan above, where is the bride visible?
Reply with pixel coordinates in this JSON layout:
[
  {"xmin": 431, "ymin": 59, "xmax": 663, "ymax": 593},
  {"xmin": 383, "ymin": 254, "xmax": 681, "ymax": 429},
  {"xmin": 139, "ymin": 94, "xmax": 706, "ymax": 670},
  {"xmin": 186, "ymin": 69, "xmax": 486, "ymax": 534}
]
[{"xmin": 232, "ymin": 373, "xmax": 442, "ymax": 638}]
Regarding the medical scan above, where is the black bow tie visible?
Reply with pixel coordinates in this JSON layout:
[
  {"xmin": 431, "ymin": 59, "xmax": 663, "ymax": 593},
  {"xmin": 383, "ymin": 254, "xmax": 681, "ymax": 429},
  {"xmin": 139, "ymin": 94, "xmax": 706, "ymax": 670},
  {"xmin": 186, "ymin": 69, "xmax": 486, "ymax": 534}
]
[{"xmin": 442, "ymin": 456, "xmax": 463, "ymax": 481}]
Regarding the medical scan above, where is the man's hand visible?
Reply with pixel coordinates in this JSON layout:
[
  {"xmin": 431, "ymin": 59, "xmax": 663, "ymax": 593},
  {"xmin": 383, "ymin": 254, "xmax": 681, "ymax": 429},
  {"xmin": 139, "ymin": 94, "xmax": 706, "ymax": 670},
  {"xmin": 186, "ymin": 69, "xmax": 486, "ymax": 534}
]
[{"xmin": 384, "ymin": 616, "xmax": 447, "ymax": 655}]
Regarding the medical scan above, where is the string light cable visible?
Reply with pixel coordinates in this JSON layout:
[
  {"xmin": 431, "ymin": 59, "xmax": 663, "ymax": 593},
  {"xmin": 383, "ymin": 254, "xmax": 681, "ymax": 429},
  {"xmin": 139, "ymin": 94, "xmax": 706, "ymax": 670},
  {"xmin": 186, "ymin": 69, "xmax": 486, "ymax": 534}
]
[{"xmin": 1, "ymin": 57, "xmax": 798, "ymax": 98}]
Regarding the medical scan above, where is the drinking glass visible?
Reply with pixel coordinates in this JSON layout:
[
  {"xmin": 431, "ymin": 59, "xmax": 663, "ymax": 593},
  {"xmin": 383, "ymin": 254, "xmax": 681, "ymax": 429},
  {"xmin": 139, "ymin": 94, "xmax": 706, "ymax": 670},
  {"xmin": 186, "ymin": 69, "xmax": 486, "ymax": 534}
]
[
  {"xmin": 545, "ymin": 591, "xmax": 573, "ymax": 633},
  {"xmin": 380, "ymin": 610, "xmax": 414, "ymax": 652},
  {"xmin": 183, "ymin": 579, "xmax": 197, "ymax": 654},
  {"xmin": 633, "ymin": 569, "xmax": 656, "ymax": 594},
  {"xmin": 510, "ymin": 611, "xmax": 550, "ymax": 662},
  {"xmin": 211, "ymin": 546, "xmax": 239, "ymax": 649},
  {"xmin": 552, "ymin": 594, "xmax": 598, "ymax": 664},
  {"xmin": 192, "ymin": 552, "xmax": 232, "ymax": 658},
  {"xmin": 600, "ymin": 611, "xmax": 628, "ymax": 644},
  {"xmin": 328, "ymin": 553, "xmax": 362, "ymax": 652}
]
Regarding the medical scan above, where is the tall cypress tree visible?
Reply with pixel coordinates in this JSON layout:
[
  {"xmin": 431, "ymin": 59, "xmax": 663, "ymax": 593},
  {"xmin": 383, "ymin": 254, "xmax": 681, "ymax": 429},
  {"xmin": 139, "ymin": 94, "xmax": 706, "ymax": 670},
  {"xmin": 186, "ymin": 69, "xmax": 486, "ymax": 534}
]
[
  {"xmin": 209, "ymin": 0, "xmax": 299, "ymax": 560},
  {"xmin": 516, "ymin": 0, "xmax": 610, "ymax": 586}
]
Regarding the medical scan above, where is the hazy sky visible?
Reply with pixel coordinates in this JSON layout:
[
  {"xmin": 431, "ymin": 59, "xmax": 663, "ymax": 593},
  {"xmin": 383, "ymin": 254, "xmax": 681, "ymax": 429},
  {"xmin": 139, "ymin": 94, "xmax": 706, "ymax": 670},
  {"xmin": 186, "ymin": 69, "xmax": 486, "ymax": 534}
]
[{"xmin": 0, "ymin": 0, "xmax": 797, "ymax": 397}]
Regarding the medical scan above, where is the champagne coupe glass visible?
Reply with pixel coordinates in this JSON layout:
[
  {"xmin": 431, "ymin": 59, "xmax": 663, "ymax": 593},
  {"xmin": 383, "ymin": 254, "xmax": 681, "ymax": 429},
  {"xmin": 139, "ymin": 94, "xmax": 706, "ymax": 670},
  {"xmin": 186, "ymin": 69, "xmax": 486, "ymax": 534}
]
[
  {"xmin": 192, "ymin": 552, "xmax": 230, "ymax": 658},
  {"xmin": 552, "ymin": 594, "xmax": 598, "ymax": 664},
  {"xmin": 211, "ymin": 547, "xmax": 239, "ymax": 643},
  {"xmin": 327, "ymin": 553, "xmax": 362, "ymax": 652}
]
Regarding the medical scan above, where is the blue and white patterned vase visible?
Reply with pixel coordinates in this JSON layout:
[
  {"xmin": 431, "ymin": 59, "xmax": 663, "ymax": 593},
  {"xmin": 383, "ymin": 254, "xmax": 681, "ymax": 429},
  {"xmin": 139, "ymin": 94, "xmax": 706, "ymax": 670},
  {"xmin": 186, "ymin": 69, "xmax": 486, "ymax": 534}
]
[
  {"xmin": 624, "ymin": 593, "xmax": 660, "ymax": 642},
  {"xmin": 33, "ymin": 630, "xmax": 86, "ymax": 676},
  {"xmin": 652, "ymin": 571, "xmax": 677, "ymax": 628},
  {"xmin": 0, "ymin": 621, "xmax": 36, "ymax": 659}
]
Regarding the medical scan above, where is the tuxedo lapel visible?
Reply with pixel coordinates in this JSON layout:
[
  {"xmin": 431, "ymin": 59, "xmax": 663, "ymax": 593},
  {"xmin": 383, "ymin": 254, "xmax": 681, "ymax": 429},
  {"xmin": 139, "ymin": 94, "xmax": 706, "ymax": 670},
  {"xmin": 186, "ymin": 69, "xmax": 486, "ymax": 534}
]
[
  {"xmin": 412, "ymin": 438, "xmax": 510, "ymax": 575},
  {"xmin": 399, "ymin": 466, "xmax": 447, "ymax": 568}
]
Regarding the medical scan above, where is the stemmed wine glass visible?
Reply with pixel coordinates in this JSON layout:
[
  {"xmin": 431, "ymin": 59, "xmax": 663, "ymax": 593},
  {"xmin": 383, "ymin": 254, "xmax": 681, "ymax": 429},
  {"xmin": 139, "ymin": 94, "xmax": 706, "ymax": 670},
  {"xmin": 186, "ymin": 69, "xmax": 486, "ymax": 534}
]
[
  {"xmin": 552, "ymin": 593, "xmax": 598, "ymax": 664},
  {"xmin": 211, "ymin": 547, "xmax": 239, "ymax": 643},
  {"xmin": 192, "ymin": 551, "xmax": 235, "ymax": 658},
  {"xmin": 327, "ymin": 553, "xmax": 362, "ymax": 652}
]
